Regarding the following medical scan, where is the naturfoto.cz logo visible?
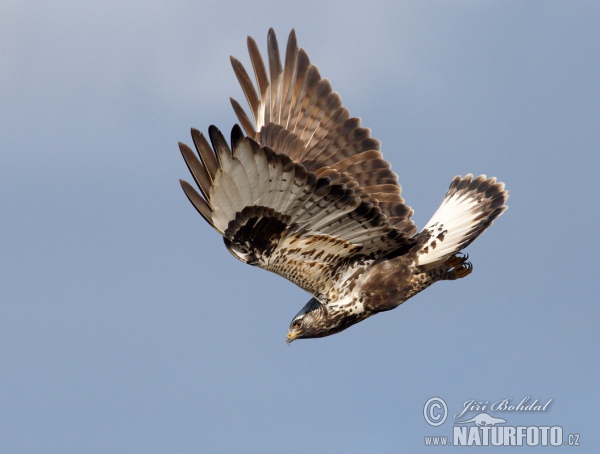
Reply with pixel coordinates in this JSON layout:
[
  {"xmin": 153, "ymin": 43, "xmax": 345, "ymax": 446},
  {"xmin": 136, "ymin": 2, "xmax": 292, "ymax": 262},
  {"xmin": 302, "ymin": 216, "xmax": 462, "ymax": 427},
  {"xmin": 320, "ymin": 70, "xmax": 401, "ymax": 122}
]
[{"xmin": 423, "ymin": 396, "xmax": 580, "ymax": 447}]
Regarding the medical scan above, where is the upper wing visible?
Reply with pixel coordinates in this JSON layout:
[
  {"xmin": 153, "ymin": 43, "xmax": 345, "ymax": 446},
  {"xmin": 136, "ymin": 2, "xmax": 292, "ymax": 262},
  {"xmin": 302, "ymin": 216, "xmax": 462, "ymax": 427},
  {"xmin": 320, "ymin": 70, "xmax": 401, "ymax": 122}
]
[
  {"xmin": 229, "ymin": 29, "xmax": 417, "ymax": 237},
  {"xmin": 179, "ymin": 126, "xmax": 413, "ymax": 301}
]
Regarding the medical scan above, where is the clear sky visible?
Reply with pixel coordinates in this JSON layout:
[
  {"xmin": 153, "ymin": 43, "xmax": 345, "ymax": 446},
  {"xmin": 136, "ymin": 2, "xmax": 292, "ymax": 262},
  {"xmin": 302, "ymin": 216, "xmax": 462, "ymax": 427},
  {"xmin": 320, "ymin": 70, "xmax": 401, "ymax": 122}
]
[{"xmin": 1, "ymin": 1, "xmax": 598, "ymax": 452}]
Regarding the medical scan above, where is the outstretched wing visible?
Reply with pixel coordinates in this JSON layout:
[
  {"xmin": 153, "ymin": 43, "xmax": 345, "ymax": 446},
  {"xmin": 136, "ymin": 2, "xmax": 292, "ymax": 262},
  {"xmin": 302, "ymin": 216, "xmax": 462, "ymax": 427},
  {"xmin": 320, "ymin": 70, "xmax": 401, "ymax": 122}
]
[
  {"xmin": 179, "ymin": 126, "xmax": 413, "ymax": 301},
  {"xmin": 229, "ymin": 28, "xmax": 417, "ymax": 237}
]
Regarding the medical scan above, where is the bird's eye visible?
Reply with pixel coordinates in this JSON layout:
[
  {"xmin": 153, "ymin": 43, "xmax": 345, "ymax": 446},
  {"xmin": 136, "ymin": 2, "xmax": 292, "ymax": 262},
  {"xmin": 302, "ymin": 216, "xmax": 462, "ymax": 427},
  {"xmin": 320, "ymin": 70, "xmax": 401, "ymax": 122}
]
[{"xmin": 292, "ymin": 320, "xmax": 302, "ymax": 330}]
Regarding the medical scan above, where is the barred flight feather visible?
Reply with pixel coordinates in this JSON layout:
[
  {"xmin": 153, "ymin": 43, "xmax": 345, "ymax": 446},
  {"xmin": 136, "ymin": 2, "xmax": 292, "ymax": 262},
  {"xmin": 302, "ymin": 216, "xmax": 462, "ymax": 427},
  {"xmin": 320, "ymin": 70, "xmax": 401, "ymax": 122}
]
[{"xmin": 229, "ymin": 29, "xmax": 416, "ymax": 235}]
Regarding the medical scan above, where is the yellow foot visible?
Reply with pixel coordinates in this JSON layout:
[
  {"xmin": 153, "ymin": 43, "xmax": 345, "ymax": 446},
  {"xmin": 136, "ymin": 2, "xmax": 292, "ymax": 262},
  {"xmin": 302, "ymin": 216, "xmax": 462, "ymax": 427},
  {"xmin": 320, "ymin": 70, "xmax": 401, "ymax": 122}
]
[
  {"xmin": 453, "ymin": 261, "xmax": 473, "ymax": 278},
  {"xmin": 445, "ymin": 252, "xmax": 468, "ymax": 268},
  {"xmin": 445, "ymin": 253, "xmax": 473, "ymax": 279}
]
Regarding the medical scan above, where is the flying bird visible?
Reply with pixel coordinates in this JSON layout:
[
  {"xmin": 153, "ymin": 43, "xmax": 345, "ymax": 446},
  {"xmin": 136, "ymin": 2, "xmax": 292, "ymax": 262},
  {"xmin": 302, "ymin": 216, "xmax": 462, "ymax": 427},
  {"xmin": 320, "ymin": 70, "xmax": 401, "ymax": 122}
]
[{"xmin": 178, "ymin": 29, "xmax": 508, "ymax": 344}]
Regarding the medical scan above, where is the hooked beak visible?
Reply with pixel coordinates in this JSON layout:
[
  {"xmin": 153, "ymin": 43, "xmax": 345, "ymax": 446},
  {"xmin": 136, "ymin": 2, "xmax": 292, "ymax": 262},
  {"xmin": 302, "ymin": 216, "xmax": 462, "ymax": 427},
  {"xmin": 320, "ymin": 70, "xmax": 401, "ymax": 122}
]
[{"xmin": 286, "ymin": 330, "xmax": 301, "ymax": 345}]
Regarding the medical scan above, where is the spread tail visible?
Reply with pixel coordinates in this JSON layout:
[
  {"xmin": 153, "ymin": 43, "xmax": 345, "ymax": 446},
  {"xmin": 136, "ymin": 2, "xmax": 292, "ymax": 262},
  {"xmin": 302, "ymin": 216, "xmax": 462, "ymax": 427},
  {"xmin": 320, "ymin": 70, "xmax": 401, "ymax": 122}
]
[{"xmin": 416, "ymin": 174, "xmax": 508, "ymax": 269}]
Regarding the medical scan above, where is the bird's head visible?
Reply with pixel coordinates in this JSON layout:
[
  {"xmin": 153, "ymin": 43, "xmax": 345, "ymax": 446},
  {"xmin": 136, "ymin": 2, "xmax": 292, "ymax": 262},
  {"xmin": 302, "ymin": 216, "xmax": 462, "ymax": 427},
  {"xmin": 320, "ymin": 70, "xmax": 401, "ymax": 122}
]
[{"xmin": 286, "ymin": 297, "xmax": 359, "ymax": 344}]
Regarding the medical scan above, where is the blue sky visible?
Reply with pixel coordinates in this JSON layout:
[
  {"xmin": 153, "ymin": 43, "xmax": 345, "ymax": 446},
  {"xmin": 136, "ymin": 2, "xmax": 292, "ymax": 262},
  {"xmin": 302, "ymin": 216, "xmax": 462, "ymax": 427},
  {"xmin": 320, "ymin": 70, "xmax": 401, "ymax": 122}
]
[{"xmin": 1, "ymin": 1, "xmax": 598, "ymax": 452}]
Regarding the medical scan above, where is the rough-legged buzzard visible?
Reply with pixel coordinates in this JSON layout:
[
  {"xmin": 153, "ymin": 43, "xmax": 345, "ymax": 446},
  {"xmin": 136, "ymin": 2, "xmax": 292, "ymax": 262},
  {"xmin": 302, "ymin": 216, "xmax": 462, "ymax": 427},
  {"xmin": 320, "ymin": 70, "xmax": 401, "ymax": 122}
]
[{"xmin": 178, "ymin": 29, "xmax": 508, "ymax": 344}]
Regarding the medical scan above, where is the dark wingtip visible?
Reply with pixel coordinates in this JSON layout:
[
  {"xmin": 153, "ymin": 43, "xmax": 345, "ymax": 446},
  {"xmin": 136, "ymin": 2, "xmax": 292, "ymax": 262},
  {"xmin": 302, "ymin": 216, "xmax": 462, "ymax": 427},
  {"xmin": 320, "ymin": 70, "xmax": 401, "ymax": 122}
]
[{"xmin": 231, "ymin": 124, "xmax": 244, "ymax": 150}]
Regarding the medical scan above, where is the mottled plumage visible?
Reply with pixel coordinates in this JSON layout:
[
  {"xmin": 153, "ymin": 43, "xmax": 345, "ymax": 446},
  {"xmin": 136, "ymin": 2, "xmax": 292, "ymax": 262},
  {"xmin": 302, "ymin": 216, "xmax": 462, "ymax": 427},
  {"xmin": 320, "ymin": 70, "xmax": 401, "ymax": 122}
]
[{"xmin": 179, "ymin": 29, "xmax": 508, "ymax": 343}]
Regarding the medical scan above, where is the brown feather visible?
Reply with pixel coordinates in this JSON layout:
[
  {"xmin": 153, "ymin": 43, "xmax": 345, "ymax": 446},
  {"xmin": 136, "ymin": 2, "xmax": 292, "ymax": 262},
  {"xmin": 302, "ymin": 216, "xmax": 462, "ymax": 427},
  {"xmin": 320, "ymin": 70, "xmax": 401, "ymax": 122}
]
[
  {"xmin": 230, "ymin": 56, "xmax": 260, "ymax": 123},
  {"xmin": 179, "ymin": 179, "xmax": 213, "ymax": 226},
  {"xmin": 179, "ymin": 142, "xmax": 212, "ymax": 202},
  {"xmin": 267, "ymin": 28, "xmax": 283, "ymax": 124},
  {"xmin": 191, "ymin": 128, "xmax": 218, "ymax": 183},
  {"xmin": 230, "ymin": 98, "xmax": 256, "ymax": 137}
]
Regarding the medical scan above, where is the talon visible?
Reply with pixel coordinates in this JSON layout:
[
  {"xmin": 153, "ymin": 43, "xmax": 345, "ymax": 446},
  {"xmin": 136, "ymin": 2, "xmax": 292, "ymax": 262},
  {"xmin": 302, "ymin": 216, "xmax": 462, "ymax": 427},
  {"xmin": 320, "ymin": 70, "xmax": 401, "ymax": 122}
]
[
  {"xmin": 444, "ymin": 254, "xmax": 460, "ymax": 268},
  {"xmin": 454, "ymin": 261, "xmax": 473, "ymax": 279},
  {"xmin": 444, "ymin": 253, "xmax": 469, "ymax": 268}
]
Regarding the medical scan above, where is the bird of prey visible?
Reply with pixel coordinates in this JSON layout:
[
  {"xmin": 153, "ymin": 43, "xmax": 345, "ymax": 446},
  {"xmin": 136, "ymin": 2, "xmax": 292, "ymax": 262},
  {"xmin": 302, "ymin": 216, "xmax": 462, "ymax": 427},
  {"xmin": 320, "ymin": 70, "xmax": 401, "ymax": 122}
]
[{"xmin": 178, "ymin": 29, "xmax": 508, "ymax": 344}]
